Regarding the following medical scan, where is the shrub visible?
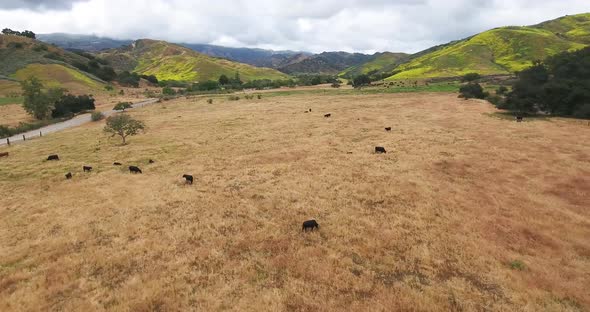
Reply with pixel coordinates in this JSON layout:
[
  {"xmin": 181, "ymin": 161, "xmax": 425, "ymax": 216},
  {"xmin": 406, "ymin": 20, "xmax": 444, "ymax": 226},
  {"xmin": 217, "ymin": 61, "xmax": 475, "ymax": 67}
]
[
  {"xmin": 113, "ymin": 102, "xmax": 133, "ymax": 111},
  {"xmin": 352, "ymin": 74, "xmax": 371, "ymax": 88},
  {"xmin": 91, "ymin": 111, "xmax": 104, "ymax": 121},
  {"xmin": 257, "ymin": 94, "xmax": 262, "ymax": 99},
  {"xmin": 162, "ymin": 86, "xmax": 176, "ymax": 96},
  {"xmin": 104, "ymin": 85, "xmax": 114, "ymax": 91},
  {"xmin": 244, "ymin": 94, "xmax": 254, "ymax": 100},
  {"xmin": 207, "ymin": 99, "xmax": 213, "ymax": 104},
  {"xmin": 459, "ymin": 83, "xmax": 487, "ymax": 99},
  {"xmin": 509, "ymin": 260, "xmax": 526, "ymax": 271},
  {"xmin": 228, "ymin": 95, "xmax": 240, "ymax": 101},
  {"xmin": 497, "ymin": 86, "xmax": 508, "ymax": 95},
  {"xmin": 33, "ymin": 44, "xmax": 48, "ymax": 52},
  {"xmin": 462, "ymin": 73, "xmax": 481, "ymax": 82}
]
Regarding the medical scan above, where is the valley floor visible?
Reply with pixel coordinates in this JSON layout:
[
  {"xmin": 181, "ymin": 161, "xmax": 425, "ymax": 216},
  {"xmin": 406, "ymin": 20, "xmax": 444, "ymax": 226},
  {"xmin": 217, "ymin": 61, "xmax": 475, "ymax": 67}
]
[{"xmin": 0, "ymin": 92, "xmax": 589, "ymax": 311}]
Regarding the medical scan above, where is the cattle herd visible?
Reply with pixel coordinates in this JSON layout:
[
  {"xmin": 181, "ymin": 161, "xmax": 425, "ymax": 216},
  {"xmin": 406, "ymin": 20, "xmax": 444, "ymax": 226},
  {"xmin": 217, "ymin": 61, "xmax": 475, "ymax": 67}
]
[
  {"xmin": 39, "ymin": 111, "xmax": 397, "ymax": 234},
  {"xmin": 46, "ymin": 154, "xmax": 191, "ymax": 185}
]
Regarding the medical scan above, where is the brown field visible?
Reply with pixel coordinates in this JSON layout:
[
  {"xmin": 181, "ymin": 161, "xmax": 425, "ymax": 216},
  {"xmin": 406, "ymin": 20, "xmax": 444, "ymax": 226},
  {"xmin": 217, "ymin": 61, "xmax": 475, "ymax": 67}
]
[{"xmin": 0, "ymin": 92, "xmax": 589, "ymax": 311}]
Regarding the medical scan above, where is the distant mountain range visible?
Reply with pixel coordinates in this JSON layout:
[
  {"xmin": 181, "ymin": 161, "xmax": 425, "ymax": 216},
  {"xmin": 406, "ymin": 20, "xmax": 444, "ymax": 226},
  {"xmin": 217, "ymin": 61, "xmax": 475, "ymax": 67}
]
[
  {"xmin": 21, "ymin": 13, "xmax": 590, "ymax": 82},
  {"xmin": 37, "ymin": 33, "xmax": 379, "ymax": 75}
]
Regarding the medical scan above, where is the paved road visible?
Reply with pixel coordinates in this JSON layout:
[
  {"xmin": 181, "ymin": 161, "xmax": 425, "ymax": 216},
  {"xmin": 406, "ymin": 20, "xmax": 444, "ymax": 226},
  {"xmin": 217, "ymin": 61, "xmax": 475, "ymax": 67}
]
[{"xmin": 0, "ymin": 98, "xmax": 159, "ymax": 146}]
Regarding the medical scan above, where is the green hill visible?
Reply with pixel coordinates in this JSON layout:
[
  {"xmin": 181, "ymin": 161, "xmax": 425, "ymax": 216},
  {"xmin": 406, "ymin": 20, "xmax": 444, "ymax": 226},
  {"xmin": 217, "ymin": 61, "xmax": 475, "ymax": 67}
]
[
  {"xmin": 340, "ymin": 52, "xmax": 409, "ymax": 78},
  {"xmin": 100, "ymin": 39, "xmax": 290, "ymax": 82},
  {"xmin": 386, "ymin": 13, "xmax": 590, "ymax": 80},
  {"xmin": 0, "ymin": 34, "xmax": 106, "ymax": 93}
]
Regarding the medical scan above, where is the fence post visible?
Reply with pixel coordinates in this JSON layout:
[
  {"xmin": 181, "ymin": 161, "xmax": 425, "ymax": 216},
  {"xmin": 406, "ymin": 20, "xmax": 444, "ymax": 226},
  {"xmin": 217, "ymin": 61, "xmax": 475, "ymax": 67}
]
[
  {"xmin": 6, "ymin": 138, "xmax": 9, "ymax": 145},
  {"xmin": 23, "ymin": 135, "xmax": 25, "ymax": 141},
  {"xmin": 40, "ymin": 131, "xmax": 42, "ymax": 137}
]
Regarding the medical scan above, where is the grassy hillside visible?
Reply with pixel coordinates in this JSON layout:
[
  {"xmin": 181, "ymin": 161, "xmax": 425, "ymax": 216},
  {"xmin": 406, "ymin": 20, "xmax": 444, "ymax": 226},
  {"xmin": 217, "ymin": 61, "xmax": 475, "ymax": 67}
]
[
  {"xmin": 387, "ymin": 13, "xmax": 590, "ymax": 79},
  {"xmin": 0, "ymin": 34, "xmax": 107, "ymax": 93},
  {"xmin": 340, "ymin": 52, "xmax": 409, "ymax": 78},
  {"xmin": 100, "ymin": 39, "xmax": 290, "ymax": 82},
  {"xmin": 277, "ymin": 52, "xmax": 372, "ymax": 74}
]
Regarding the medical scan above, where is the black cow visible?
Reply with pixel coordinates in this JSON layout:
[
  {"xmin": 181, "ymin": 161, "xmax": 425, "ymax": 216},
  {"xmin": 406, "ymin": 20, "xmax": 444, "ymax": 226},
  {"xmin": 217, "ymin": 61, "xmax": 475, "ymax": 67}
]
[
  {"xmin": 309, "ymin": 109, "xmax": 312, "ymax": 112},
  {"xmin": 516, "ymin": 116, "xmax": 524, "ymax": 122},
  {"xmin": 149, "ymin": 159, "xmax": 155, "ymax": 164},
  {"xmin": 375, "ymin": 146, "xmax": 387, "ymax": 154},
  {"xmin": 302, "ymin": 220, "xmax": 319, "ymax": 232},
  {"xmin": 47, "ymin": 154, "xmax": 59, "ymax": 161},
  {"xmin": 183, "ymin": 174, "xmax": 194, "ymax": 185},
  {"xmin": 385, "ymin": 127, "xmax": 392, "ymax": 131},
  {"xmin": 129, "ymin": 166, "xmax": 142, "ymax": 174},
  {"xmin": 324, "ymin": 113, "xmax": 331, "ymax": 118},
  {"xmin": 83, "ymin": 166, "xmax": 92, "ymax": 172},
  {"xmin": 65, "ymin": 172, "xmax": 72, "ymax": 180},
  {"xmin": 113, "ymin": 162, "xmax": 122, "ymax": 166}
]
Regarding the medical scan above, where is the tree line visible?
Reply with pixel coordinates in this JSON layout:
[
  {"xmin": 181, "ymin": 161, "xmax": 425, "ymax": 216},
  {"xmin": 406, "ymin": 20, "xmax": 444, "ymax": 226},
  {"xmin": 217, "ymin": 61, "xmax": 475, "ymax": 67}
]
[{"xmin": 2, "ymin": 28, "xmax": 35, "ymax": 39}]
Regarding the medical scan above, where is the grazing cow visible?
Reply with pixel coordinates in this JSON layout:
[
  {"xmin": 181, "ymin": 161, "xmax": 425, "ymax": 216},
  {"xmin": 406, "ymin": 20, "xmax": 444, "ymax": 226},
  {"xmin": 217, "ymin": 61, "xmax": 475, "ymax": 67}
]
[
  {"xmin": 83, "ymin": 166, "xmax": 93, "ymax": 172},
  {"xmin": 375, "ymin": 146, "xmax": 387, "ymax": 154},
  {"xmin": 347, "ymin": 152, "xmax": 353, "ymax": 154},
  {"xmin": 324, "ymin": 113, "xmax": 331, "ymax": 118},
  {"xmin": 182, "ymin": 174, "xmax": 194, "ymax": 185},
  {"xmin": 113, "ymin": 162, "xmax": 122, "ymax": 166},
  {"xmin": 302, "ymin": 220, "xmax": 319, "ymax": 232},
  {"xmin": 516, "ymin": 116, "xmax": 524, "ymax": 122},
  {"xmin": 47, "ymin": 154, "xmax": 59, "ymax": 161},
  {"xmin": 129, "ymin": 166, "xmax": 142, "ymax": 174},
  {"xmin": 0, "ymin": 152, "xmax": 8, "ymax": 158},
  {"xmin": 385, "ymin": 127, "xmax": 392, "ymax": 131},
  {"xmin": 309, "ymin": 109, "xmax": 312, "ymax": 112},
  {"xmin": 65, "ymin": 172, "xmax": 72, "ymax": 180},
  {"xmin": 149, "ymin": 159, "xmax": 155, "ymax": 164},
  {"xmin": 304, "ymin": 111, "xmax": 309, "ymax": 113}
]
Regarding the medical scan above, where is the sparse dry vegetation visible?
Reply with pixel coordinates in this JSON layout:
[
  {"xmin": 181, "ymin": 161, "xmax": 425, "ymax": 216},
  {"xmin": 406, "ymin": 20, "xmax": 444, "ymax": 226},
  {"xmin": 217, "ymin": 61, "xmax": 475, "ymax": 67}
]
[{"xmin": 0, "ymin": 92, "xmax": 589, "ymax": 311}]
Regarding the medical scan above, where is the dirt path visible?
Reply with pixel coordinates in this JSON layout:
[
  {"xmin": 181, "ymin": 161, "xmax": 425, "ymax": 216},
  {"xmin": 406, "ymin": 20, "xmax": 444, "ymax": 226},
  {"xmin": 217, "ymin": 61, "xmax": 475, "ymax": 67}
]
[{"xmin": 0, "ymin": 98, "xmax": 159, "ymax": 146}]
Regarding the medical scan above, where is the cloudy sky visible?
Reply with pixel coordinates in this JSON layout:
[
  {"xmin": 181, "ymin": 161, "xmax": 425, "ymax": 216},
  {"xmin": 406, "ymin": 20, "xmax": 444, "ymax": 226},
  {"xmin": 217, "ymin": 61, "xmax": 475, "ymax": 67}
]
[{"xmin": 1, "ymin": 0, "xmax": 589, "ymax": 53}]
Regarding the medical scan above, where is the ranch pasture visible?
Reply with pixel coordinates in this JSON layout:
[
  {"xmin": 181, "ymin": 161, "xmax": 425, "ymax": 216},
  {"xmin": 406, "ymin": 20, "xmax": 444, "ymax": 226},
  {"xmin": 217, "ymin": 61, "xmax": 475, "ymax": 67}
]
[{"xmin": 0, "ymin": 91, "xmax": 589, "ymax": 311}]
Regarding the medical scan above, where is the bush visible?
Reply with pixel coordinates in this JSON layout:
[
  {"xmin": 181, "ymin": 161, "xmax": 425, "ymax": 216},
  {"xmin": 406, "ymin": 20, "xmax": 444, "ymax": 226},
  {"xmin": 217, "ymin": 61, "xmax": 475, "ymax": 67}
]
[
  {"xmin": 162, "ymin": 86, "xmax": 176, "ymax": 96},
  {"xmin": 509, "ymin": 260, "xmax": 526, "ymax": 271},
  {"xmin": 257, "ymin": 94, "xmax": 262, "ymax": 99},
  {"xmin": 207, "ymin": 99, "xmax": 213, "ymax": 104},
  {"xmin": 462, "ymin": 73, "xmax": 481, "ymax": 82},
  {"xmin": 459, "ymin": 83, "xmax": 487, "ymax": 99},
  {"xmin": 485, "ymin": 94, "xmax": 504, "ymax": 107},
  {"xmin": 91, "ymin": 111, "xmax": 104, "ymax": 121},
  {"xmin": 244, "ymin": 94, "xmax": 254, "ymax": 100},
  {"xmin": 352, "ymin": 74, "xmax": 371, "ymax": 88},
  {"xmin": 113, "ymin": 102, "xmax": 133, "ymax": 111},
  {"xmin": 104, "ymin": 85, "xmax": 114, "ymax": 91},
  {"xmin": 52, "ymin": 94, "xmax": 96, "ymax": 118},
  {"xmin": 33, "ymin": 44, "xmax": 48, "ymax": 52},
  {"xmin": 497, "ymin": 86, "xmax": 508, "ymax": 95},
  {"xmin": 228, "ymin": 95, "xmax": 240, "ymax": 101}
]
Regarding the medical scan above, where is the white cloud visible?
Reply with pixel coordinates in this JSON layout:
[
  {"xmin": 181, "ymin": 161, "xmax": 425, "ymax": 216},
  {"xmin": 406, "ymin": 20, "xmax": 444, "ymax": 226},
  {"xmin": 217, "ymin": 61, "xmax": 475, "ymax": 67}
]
[{"xmin": 0, "ymin": 0, "xmax": 588, "ymax": 53}]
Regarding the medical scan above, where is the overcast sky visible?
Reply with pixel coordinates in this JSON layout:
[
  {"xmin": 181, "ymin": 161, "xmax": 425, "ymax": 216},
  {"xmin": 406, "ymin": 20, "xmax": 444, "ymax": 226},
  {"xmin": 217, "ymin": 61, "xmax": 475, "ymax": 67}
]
[{"xmin": 1, "ymin": 0, "xmax": 589, "ymax": 53}]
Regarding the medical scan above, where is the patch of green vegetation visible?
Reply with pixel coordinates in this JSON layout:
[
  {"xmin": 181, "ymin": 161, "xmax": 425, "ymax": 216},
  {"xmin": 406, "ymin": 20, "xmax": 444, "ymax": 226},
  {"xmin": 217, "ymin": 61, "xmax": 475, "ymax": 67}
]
[
  {"xmin": 13, "ymin": 64, "xmax": 102, "ymax": 90},
  {"xmin": 509, "ymin": 260, "xmax": 526, "ymax": 271},
  {"xmin": 0, "ymin": 96, "xmax": 23, "ymax": 106}
]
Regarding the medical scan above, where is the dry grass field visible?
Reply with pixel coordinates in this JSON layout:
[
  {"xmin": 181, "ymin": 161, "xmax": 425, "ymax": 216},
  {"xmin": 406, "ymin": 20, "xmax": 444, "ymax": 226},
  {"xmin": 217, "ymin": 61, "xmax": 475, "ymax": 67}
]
[{"xmin": 0, "ymin": 91, "xmax": 589, "ymax": 311}]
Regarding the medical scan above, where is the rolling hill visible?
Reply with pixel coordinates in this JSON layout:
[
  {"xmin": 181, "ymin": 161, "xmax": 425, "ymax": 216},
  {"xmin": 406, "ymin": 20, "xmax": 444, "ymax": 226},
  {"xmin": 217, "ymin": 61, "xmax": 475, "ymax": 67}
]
[
  {"xmin": 0, "ymin": 34, "xmax": 107, "ymax": 94},
  {"xmin": 276, "ymin": 52, "xmax": 373, "ymax": 74},
  {"xmin": 340, "ymin": 52, "xmax": 409, "ymax": 78},
  {"xmin": 386, "ymin": 13, "xmax": 590, "ymax": 79},
  {"xmin": 37, "ymin": 33, "xmax": 133, "ymax": 52},
  {"xmin": 99, "ymin": 39, "xmax": 290, "ymax": 82}
]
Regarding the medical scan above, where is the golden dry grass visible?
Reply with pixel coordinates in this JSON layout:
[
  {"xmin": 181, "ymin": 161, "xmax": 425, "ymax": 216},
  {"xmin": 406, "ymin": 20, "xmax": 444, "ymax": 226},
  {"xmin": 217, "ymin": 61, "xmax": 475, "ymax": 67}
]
[
  {"xmin": 0, "ymin": 103, "xmax": 33, "ymax": 127},
  {"xmin": 0, "ymin": 92, "xmax": 589, "ymax": 311}
]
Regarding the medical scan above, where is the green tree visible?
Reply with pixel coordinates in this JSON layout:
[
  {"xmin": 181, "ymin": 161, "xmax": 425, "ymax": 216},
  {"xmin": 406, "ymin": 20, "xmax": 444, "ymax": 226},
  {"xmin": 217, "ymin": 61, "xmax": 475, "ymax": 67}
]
[
  {"xmin": 20, "ymin": 77, "xmax": 63, "ymax": 120},
  {"xmin": 104, "ymin": 114, "xmax": 145, "ymax": 144},
  {"xmin": 459, "ymin": 83, "xmax": 487, "ymax": 99},
  {"xmin": 162, "ymin": 86, "xmax": 176, "ymax": 95},
  {"xmin": 352, "ymin": 74, "xmax": 371, "ymax": 88},
  {"xmin": 219, "ymin": 74, "xmax": 230, "ymax": 85},
  {"xmin": 113, "ymin": 102, "xmax": 133, "ymax": 111}
]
